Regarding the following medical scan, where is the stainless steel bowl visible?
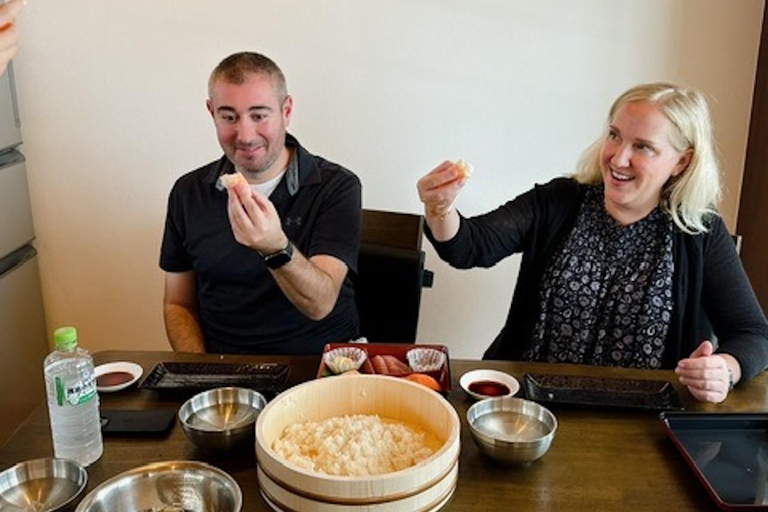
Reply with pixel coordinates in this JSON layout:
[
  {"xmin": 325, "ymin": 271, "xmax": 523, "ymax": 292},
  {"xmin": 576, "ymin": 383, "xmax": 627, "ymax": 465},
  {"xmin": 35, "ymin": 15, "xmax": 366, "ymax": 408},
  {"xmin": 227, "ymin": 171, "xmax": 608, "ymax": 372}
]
[
  {"xmin": 178, "ymin": 387, "xmax": 266, "ymax": 452},
  {"xmin": 0, "ymin": 458, "xmax": 87, "ymax": 512},
  {"xmin": 74, "ymin": 461, "xmax": 241, "ymax": 512},
  {"xmin": 467, "ymin": 397, "xmax": 557, "ymax": 465}
]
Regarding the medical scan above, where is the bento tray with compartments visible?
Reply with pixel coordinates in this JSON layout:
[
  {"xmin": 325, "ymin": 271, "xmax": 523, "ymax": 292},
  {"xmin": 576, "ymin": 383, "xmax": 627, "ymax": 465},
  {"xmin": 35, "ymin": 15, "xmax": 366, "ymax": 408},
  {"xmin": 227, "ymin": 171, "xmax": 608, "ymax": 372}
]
[{"xmin": 317, "ymin": 343, "xmax": 451, "ymax": 393}]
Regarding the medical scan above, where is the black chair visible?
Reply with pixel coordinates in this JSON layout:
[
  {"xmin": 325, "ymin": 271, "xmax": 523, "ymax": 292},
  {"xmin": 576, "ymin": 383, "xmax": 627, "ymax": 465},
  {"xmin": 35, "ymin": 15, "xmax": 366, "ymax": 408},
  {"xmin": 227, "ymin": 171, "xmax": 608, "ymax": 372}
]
[{"xmin": 355, "ymin": 209, "xmax": 434, "ymax": 343}]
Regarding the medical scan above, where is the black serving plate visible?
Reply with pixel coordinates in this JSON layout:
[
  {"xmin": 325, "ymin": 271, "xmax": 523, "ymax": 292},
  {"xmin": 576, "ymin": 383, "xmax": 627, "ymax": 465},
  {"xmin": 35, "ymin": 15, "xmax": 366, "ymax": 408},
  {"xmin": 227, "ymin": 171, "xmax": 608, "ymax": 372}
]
[
  {"xmin": 138, "ymin": 362, "xmax": 290, "ymax": 397},
  {"xmin": 524, "ymin": 373, "xmax": 684, "ymax": 411},
  {"xmin": 660, "ymin": 412, "xmax": 768, "ymax": 511}
]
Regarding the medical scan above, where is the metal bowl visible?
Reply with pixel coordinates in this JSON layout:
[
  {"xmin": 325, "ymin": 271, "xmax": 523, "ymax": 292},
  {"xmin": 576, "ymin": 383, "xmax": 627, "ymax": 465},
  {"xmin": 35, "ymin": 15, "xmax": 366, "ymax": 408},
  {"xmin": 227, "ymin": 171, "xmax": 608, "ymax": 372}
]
[
  {"xmin": 467, "ymin": 397, "xmax": 557, "ymax": 465},
  {"xmin": 74, "ymin": 461, "xmax": 241, "ymax": 512},
  {"xmin": 179, "ymin": 387, "xmax": 266, "ymax": 452},
  {"xmin": 0, "ymin": 458, "xmax": 87, "ymax": 512}
]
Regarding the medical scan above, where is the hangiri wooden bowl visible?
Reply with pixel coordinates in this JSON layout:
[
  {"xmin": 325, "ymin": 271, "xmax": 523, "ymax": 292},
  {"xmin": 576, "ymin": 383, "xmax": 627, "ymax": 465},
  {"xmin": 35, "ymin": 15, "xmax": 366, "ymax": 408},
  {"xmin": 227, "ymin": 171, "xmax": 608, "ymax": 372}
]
[{"xmin": 255, "ymin": 374, "xmax": 460, "ymax": 510}]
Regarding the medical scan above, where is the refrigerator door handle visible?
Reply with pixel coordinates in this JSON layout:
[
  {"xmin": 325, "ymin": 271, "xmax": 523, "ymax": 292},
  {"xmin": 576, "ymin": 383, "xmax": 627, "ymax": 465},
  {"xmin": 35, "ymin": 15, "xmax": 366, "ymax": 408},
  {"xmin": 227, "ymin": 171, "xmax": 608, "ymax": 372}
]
[
  {"xmin": 0, "ymin": 244, "xmax": 36, "ymax": 280},
  {"xmin": 7, "ymin": 64, "xmax": 20, "ymax": 129},
  {"xmin": 0, "ymin": 148, "xmax": 24, "ymax": 167}
]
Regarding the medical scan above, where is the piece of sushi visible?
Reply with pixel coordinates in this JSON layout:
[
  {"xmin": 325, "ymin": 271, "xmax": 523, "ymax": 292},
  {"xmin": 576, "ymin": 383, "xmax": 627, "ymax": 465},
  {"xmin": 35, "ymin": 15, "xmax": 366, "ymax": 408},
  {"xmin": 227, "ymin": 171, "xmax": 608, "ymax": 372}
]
[
  {"xmin": 219, "ymin": 172, "xmax": 248, "ymax": 190},
  {"xmin": 455, "ymin": 159, "xmax": 473, "ymax": 180}
]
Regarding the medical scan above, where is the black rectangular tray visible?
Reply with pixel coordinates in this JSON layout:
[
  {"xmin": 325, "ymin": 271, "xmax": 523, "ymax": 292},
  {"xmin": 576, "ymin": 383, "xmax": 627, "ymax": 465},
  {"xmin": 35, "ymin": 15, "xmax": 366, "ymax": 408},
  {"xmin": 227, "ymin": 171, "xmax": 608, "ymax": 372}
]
[
  {"xmin": 138, "ymin": 362, "xmax": 290, "ymax": 395},
  {"xmin": 524, "ymin": 373, "xmax": 684, "ymax": 411},
  {"xmin": 660, "ymin": 412, "xmax": 768, "ymax": 511}
]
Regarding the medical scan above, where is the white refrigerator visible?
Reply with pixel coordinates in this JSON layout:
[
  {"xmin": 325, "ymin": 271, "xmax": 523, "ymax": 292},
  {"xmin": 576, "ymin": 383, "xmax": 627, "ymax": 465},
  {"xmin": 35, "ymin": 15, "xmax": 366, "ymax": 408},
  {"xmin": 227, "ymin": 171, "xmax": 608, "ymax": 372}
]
[{"xmin": 0, "ymin": 63, "xmax": 49, "ymax": 445}]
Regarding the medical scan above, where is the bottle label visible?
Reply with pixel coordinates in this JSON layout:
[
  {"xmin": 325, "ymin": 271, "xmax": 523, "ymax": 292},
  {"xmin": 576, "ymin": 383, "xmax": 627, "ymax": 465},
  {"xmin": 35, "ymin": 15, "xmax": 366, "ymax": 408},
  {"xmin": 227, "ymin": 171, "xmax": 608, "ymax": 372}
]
[{"xmin": 55, "ymin": 374, "xmax": 97, "ymax": 407}]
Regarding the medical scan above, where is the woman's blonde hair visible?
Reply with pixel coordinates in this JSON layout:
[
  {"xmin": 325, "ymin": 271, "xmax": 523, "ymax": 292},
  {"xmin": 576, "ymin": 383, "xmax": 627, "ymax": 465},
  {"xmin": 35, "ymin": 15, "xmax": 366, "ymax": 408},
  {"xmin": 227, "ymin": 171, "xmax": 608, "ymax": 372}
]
[{"xmin": 572, "ymin": 82, "xmax": 721, "ymax": 233}]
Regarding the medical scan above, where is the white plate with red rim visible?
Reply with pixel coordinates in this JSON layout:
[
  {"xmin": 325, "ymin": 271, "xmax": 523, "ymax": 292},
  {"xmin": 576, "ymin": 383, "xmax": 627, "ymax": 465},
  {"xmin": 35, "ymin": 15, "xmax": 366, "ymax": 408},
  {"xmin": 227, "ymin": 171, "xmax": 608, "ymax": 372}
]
[
  {"xmin": 94, "ymin": 361, "xmax": 143, "ymax": 392},
  {"xmin": 460, "ymin": 369, "xmax": 520, "ymax": 401}
]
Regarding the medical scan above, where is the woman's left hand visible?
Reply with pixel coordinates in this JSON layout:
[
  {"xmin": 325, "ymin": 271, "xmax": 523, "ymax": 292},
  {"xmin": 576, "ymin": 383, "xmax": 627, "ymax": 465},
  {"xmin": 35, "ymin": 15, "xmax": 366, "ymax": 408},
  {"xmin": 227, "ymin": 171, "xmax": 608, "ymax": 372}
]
[{"xmin": 675, "ymin": 340, "xmax": 737, "ymax": 403}]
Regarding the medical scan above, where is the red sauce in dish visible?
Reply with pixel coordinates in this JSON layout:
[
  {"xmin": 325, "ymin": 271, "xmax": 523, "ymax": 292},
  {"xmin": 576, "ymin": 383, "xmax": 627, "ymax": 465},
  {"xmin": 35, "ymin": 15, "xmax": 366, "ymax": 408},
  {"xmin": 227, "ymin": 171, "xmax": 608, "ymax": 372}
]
[
  {"xmin": 96, "ymin": 371, "xmax": 134, "ymax": 387},
  {"xmin": 468, "ymin": 380, "xmax": 510, "ymax": 397}
]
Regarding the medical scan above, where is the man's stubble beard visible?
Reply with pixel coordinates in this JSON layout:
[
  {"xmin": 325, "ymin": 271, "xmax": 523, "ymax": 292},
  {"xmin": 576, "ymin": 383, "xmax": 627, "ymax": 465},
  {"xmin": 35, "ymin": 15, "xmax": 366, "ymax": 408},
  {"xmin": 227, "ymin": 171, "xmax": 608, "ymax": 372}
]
[{"xmin": 234, "ymin": 147, "xmax": 282, "ymax": 181}]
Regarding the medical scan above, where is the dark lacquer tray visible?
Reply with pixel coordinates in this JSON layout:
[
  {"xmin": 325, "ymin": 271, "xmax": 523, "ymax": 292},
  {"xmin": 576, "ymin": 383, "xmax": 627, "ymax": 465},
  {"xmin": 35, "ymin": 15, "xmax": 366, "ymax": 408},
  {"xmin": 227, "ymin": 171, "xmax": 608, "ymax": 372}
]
[
  {"xmin": 316, "ymin": 343, "xmax": 451, "ymax": 393},
  {"xmin": 138, "ymin": 362, "xmax": 290, "ymax": 395},
  {"xmin": 524, "ymin": 373, "xmax": 684, "ymax": 411},
  {"xmin": 660, "ymin": 412, "xmax": 768, "ymax": 511}
]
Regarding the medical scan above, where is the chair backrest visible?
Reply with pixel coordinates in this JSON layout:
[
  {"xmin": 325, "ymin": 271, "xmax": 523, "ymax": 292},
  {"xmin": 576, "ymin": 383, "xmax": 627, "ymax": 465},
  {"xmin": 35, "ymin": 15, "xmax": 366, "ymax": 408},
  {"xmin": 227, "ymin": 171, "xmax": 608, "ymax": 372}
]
[
  {"xmin": 361, "ymin": 209, "xmax": 424, "ymax": 250},
  {"xmin": 355, "ymin": 209, "xmax": 428, "ymax": 343}
]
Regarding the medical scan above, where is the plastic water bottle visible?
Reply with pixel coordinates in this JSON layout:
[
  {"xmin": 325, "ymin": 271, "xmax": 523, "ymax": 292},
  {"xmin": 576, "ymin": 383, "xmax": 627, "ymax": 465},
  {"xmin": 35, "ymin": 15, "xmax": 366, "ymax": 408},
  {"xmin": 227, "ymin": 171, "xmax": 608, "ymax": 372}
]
[{"xmin": 43, "ymin": 326, "xmax": 103, "ymax": 466}]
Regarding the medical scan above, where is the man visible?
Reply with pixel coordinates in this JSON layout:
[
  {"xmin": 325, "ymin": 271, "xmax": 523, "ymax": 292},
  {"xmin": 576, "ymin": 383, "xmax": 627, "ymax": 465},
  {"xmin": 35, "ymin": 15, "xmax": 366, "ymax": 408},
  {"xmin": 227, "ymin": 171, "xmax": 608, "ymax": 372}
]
[
  {"xmin": 160, "ymin": 52, "xmax": 361, "ymax": 354},
  {"xmin": 0, "ymin": 0, "xmax": 22, "ymax": 75}
]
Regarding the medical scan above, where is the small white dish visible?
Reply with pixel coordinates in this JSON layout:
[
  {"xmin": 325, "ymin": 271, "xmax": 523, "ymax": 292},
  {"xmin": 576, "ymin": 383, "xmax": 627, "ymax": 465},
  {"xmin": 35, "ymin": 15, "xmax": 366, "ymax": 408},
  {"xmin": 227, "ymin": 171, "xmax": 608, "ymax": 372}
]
[
  {"xmin": 460, "ymin": 369, "xmax": 520, "ymax": 401},
  {"xmin": 94, "ymin": 361, "xmax": 143, "ymax": 392}
]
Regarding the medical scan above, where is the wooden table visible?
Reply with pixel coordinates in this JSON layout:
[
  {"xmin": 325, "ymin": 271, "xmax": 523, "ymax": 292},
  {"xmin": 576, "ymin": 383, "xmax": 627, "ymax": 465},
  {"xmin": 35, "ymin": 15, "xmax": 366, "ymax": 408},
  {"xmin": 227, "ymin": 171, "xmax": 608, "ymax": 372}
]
[{"xmin": 2, "ymin": 350, "xmax": 768, "ymax": 511}]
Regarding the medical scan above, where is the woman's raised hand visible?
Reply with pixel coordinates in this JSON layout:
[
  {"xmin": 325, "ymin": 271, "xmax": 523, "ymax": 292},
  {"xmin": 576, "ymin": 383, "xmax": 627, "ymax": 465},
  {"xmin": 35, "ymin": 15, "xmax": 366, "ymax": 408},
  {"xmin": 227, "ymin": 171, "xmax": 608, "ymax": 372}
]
[{"xmin": 417, "ymin": 160, "xmax": 469, "ymax": 219}]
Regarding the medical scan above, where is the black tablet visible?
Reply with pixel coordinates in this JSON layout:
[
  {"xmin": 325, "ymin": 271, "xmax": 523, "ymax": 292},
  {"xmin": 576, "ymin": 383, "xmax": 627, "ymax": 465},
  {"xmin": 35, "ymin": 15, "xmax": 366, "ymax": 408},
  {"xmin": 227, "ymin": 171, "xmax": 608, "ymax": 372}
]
[{"xmin": 100, "ymin": 409, "xmax": 176, "ymax": 436}]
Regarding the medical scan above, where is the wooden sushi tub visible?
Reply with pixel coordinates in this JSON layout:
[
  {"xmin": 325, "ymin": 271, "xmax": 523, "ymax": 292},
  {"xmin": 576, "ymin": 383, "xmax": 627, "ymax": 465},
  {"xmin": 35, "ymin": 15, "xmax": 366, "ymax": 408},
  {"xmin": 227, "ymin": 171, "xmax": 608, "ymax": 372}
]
[{"xmin": 255, "ymin": 374, "xmax": 461, "ymax": 511}]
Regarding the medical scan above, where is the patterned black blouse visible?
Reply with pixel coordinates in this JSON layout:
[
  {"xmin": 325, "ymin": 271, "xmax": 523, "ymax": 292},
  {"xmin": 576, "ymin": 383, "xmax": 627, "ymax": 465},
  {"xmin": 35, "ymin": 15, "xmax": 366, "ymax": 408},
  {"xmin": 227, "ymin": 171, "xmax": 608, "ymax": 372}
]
[{"xmin": 523, "ymin": 185, "xmax": 674, "ymax": 369}]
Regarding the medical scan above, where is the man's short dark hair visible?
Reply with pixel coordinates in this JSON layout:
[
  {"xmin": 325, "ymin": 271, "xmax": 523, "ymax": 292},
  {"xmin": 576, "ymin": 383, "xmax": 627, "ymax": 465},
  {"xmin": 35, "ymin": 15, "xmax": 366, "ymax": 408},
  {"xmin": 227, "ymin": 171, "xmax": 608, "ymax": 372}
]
[{"xmin": 208, "ymin": 52, "xmax": 288, "ymax": 102}]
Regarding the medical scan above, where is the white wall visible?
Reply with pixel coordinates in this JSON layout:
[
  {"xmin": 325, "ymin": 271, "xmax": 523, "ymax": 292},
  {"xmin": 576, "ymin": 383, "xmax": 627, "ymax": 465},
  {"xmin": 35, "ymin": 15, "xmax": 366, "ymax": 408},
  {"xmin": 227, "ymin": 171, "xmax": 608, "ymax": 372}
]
[{"xmin": 12, "ymin": 0, "xmax": 764, "ymax": 358}]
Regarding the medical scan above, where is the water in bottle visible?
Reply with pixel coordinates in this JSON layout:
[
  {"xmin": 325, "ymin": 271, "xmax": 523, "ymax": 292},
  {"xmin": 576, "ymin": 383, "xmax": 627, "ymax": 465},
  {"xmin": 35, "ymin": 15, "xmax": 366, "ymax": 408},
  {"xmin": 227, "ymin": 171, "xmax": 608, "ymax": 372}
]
[{"xmin": 43, "ymin": 326, "xmax": 103, "ymax": 466}]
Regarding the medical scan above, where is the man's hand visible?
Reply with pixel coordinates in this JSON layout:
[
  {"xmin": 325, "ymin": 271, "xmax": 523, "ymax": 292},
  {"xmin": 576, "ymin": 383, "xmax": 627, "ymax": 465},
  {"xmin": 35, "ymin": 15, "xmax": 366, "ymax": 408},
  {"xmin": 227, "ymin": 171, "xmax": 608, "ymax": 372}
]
[
  {"xmin": 675, "ymin": 340, "xmax": 739, "ymax": 403},
  {"xmin": 225, "ymin": 177, "xmax": 350, "ymax": 320},
  {"xmin": 0, "ymin": 0, "xmax": 23, "ymax": 75},
  {"xmin": 227, "ymin": 180, "xmax": 287, "ymax": 254}
]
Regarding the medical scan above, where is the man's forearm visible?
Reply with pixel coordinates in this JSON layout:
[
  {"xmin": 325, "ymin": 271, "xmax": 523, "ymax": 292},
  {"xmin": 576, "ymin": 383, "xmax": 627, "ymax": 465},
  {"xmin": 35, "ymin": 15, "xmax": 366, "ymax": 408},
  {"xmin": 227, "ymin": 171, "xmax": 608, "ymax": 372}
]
[
  {"xmin": 270, "ymin": 250, "xmax": 344, "ymax": 321},
  {"xmin": 164, "ymin": 303, "xmax": 206, "ymax": 353}
]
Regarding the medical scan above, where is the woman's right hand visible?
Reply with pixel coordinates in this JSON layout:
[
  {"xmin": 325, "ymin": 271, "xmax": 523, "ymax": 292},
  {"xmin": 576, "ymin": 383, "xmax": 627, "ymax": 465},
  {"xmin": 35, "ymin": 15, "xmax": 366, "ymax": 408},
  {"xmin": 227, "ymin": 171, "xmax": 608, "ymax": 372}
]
[
  {"xmin": 0, "ymin": 0, "xmax": 23, "ymax": 75},
  {"xmin": 416, "ymin": 160, "xmax": 469, "ymax": 241},
  {"xmin": 417, "ymin": 160, "xmax": 468, "ymax": 219}
]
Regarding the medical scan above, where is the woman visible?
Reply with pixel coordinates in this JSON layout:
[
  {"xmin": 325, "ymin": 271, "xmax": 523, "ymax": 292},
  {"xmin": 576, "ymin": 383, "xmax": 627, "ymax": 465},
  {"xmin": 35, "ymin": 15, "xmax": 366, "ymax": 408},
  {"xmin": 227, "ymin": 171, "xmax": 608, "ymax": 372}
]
[{"xmin": 418, "ymin": 83, "xmax": 768, "ymax": 403}]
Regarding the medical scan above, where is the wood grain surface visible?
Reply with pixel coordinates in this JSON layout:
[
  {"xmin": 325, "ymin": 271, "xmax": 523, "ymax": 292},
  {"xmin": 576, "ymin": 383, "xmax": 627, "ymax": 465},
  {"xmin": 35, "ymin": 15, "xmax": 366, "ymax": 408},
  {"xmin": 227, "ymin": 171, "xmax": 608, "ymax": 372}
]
[{"xmin": 2, "ymin": 350, "xmax": 767, "ymax": 511}]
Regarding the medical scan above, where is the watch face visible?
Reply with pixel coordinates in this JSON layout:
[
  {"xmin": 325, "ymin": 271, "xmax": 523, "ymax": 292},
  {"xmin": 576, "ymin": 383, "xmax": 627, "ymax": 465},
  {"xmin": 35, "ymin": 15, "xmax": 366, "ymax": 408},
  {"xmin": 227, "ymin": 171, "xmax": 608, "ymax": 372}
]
[
  {"xmin": 264, "ymin": 242, "xmax": 294, "ymax": 269},
  {"xmin": 265, "ymin": 251, "xmax": 291, "ymax": 269}
]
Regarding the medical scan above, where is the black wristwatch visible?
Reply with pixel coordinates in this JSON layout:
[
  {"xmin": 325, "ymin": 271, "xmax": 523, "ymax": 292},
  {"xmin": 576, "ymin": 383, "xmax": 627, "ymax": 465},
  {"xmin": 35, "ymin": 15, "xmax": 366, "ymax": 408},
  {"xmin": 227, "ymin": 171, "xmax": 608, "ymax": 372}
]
[{"xmin": 262, "ymin": 241, "xmax": 294, "ymax": 270}]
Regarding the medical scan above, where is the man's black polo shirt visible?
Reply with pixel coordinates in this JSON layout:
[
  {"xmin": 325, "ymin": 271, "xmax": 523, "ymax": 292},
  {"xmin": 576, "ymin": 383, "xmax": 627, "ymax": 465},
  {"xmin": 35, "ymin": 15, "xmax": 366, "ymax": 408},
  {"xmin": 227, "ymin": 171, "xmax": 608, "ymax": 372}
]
[{"xmin": 160, "ymin": 134, "xmax": 361, "ymax": 355}]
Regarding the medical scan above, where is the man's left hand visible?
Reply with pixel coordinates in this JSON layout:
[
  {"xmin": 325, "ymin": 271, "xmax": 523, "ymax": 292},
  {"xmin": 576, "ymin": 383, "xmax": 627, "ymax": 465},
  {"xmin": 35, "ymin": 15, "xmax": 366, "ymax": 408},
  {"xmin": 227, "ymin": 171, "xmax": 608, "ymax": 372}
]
[
  {"xmin": 675, "ymin": 340, "xmax": 734, "ymax": 403},
  {"xmin": 227, "ymin": 180, "xmax": 288, "ymax": 255}
]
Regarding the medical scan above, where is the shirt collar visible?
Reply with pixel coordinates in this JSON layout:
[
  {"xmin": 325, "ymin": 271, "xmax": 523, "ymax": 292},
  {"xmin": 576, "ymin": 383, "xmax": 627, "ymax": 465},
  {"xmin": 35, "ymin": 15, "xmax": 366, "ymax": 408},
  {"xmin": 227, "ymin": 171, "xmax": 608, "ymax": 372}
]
[{"xmin": 284, "ymin": 133, "xmax": 322, "ymax": 196}]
